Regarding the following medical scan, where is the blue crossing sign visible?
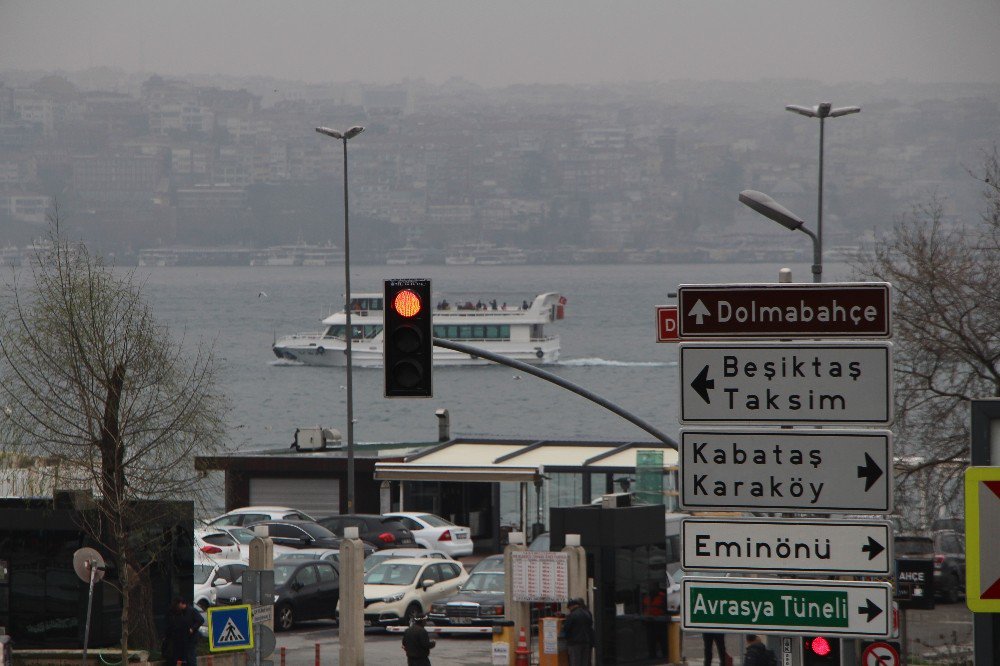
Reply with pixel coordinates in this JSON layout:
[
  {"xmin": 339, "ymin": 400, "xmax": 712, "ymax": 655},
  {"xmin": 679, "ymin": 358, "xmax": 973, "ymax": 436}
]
[{"xmin": 207, "ymin": 604, "xmax": 254, "ymax": 652}]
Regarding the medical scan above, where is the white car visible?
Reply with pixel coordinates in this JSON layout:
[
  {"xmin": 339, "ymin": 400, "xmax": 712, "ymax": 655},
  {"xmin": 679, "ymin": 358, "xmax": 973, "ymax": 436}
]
[
  {"xmin": 383, "ymin": 512, "xmax": 474, "ymax": 558},
  {"xmin": 207, "ymin": 506, "xmax": 316, "ymax": 527},
  {"xmin": 364, "ymin": 547, "xmax": 455, "ymax": 572},
  {"xmin": 362, "ymin": 557, "xmax": 468, "ymax": 625},
  {"xmin": 194, "ymin": 528, "xmax": 242, "ymax": 560},
  {"xmin": 193, "ymin": 557, "xmax": 248, "ymax": 610},
  {"xmin": 276, "ymin": 548, "xmax": 342, "ymax": 566}
]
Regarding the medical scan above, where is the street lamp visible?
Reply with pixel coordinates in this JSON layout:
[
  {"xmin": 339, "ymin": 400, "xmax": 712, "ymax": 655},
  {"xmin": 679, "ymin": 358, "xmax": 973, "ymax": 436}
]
[
  {"xmin": 739, "ymin": 189, "xmax": 822, "ymax": 283},
  {"xmin": 316, "ymin": 125, "xmax": 364, "ymax": 512},
  {"xmin": 784, "ymin": 102, "xmax": 860, "ymax": 282}
]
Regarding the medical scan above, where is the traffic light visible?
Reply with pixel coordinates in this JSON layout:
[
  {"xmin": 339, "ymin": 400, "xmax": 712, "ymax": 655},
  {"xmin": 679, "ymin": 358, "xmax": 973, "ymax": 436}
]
[
  {"xmin": 384, "ymin": 279, "xmax": 433, "ymax": 398},
  {"xmin": 802, "ymin": 636, "xmax": 840, "ymax": 665}
]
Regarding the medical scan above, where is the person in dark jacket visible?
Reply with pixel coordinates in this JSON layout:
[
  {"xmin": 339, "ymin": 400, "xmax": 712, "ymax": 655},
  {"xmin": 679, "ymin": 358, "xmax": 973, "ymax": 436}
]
[
  {"xmin": 702, "ymin": 631, "xmax": 728, "ymax": 666},
  {"xmin": 401, "ymin": 614, "xmax": 436, "ymax": 666},
  {"xmin": 164, "ymin": 597, "xmax": 203, "ymax": 666},
  {"xmin": 561, "ymin": 598, "xmax": 595, "ymax": 666},
  {"xmin": 743, "ymin": 634, "xmax": 776, "ymax": 666}
]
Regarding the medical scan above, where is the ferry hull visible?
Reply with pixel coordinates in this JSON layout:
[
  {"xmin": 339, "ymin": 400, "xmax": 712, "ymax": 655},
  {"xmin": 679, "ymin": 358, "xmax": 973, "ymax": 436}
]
[{"xmin": 272, "ymin": 339, "xmax": 561, "ymax": 367}]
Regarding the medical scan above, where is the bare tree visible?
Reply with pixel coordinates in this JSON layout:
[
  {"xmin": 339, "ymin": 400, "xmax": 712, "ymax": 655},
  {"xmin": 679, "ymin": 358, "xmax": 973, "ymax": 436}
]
[
  {"xmin": 853, "ymin": 146, "xmax": 1000, "ymax": 529},
  {"xmin": 0, "ymin": 217, "xmax": 228, "ymax": 661}
]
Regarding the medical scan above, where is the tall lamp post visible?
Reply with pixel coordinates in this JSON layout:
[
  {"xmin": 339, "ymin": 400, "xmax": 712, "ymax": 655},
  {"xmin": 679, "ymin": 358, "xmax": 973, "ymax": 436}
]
[
  {"xmin": 785, "ymin": 102, "xmax": 861, "ymax": 280},
  {"xmin": 739, "ymin": 189, "xmax": 821, "ymax": 283},
  {"xmin": 316, "ymin": 125, "xmax": 364, "ymax": 512}
]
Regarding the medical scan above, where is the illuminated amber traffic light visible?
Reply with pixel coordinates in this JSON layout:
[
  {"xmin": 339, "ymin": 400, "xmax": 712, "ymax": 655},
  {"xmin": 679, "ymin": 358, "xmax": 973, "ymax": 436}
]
[{"xmin": 384, "ymin": 279, "xmax": 432, "ymax": 398}]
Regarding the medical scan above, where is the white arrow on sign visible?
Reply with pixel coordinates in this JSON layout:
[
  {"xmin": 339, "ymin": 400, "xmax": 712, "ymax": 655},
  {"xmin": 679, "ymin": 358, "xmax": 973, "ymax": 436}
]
[
  {"xmin": 688, "ymin": 299, "xmax": 711, "ymax": 325},
  {"xmin": 679, "ymin": 342, "xmax": 893, "ymax": 425},
  {"xmin": 679, "ymin": 428, "xmax": 893, "ymax": 513},
  {"xmin": 681, "ymin": 577, "xmax": 892, "ymax": 638},
  {"xmin": 681, "ymin": 518, "xmax": 893, "ymax": 576}
]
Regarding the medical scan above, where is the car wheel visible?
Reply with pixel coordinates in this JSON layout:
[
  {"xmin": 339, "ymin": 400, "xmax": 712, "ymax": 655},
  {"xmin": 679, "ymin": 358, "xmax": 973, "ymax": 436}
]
[
  {"xmin": 403, "ymin": 602, "xmax": 422, "ymax": 625},
  {"xmin": 276, "ymin": 603, "xmax": 295, "ymax": 631}
]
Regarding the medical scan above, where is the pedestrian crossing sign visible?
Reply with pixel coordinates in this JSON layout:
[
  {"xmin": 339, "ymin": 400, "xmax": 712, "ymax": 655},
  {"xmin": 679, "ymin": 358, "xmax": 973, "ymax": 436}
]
[
  {"xmin": 208, "ymin": 604, "xmax": 254, "ymax": 652},
  {"xmin": 965, "ymin": 467, "xmax": 1000, "ymax": 612}
]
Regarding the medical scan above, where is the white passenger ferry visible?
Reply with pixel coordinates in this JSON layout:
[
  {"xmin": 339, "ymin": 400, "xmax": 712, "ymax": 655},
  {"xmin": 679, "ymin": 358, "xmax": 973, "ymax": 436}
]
[{"xmin": 272, "ymin": 292, "xmax": 566, "ymax": 367}]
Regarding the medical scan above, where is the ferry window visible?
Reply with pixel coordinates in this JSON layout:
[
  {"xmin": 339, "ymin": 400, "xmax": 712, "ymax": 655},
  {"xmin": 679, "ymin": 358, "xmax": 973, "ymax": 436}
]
[
  {"xmin": 351, "ymin": 326, "xmax": 364, "ymax": 339},
  {"xmin": 446, "ymin": 326, "xmax": 459, "ymax": 338},
  {"xmin": 472, "ymin": 326, "xmax": 485, "ymax": 339},
  {"xmin": 324, "ymin": 326, "xmax": 345, "ymax": 339},
  {"xmin": 374, "ymin": 299, "xmax": 383, "ymax": 310},
  {"xmin": 433, "ymin": 326, "xmax": 446, "ymax": 337},
  {"xmin": 367, "ymin": 325, "xmax": 383, "ymax": 338},
  {"xmin": 500, "ymin": 325, "xmax": 510, "ymax": 339},
  {"xmin": 486, "ymin": 326, "xmax": 499, "ymax": 339},
  {"xmin": 459, "ymin": 326, "xmax": 472, "ymax": 338}
]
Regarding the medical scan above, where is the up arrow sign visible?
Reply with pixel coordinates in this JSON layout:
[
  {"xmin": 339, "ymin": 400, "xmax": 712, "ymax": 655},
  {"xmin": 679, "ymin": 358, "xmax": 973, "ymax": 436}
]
[{"xmin": 688, "ymin": 299, "xmax": 711, "ymax": 325}]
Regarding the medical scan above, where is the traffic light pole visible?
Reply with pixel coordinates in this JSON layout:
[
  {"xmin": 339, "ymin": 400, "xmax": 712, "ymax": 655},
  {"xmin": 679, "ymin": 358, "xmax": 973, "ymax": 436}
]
[{"xmin": 431, "ymin": 338, "xmax": 677, "ymax": 448}]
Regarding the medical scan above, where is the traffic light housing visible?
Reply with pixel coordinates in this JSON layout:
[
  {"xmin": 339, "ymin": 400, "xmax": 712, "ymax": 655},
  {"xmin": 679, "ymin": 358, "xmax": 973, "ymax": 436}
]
[
  {"xmin": 802, "ymin": 636, "xmax": 840, "ymax": 665},
  {"xmin": 384, "ymin": 279, "xmax": 433, "ymax": 398}
]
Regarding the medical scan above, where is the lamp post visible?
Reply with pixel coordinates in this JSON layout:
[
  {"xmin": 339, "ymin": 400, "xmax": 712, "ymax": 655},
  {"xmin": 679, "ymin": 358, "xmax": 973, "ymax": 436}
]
[
  {"xmin": 784, "ymin": 102, "xmax": 860, "ymax": 281},
  {"xmin": 316, "ymin": 125, "xmax": 364, "ymax": 512},
  {"xmin": 739, "ymin": 189, "xmax": 821, "ymax": 283}
]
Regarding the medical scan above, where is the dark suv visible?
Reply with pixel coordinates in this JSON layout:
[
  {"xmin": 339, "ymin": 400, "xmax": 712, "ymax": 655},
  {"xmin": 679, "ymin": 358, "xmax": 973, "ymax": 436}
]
[
  {"xmin": 931, "ymin": 529, "xmax": 966, "ymax": 603},
  {"xmin": 215, "ymin": 560, "xmax": 340, "ymax": 631},
  {"xmin": 319, "ymin": 514, "xmax": 417, "ymax": 550}
]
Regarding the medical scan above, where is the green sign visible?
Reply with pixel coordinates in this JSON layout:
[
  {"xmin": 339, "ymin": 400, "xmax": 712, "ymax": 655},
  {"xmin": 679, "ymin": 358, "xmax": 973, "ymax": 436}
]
[
  {"xmin": 689, "ymin": 586, "xmax": 849, "ymax": 628},
  {"xmin": 635, "ymin": 449, "xmax": 664, "ymax": 505},
  {"xmin": 681, "ymin": 577, "xmax": 892, "ymax": 638}
]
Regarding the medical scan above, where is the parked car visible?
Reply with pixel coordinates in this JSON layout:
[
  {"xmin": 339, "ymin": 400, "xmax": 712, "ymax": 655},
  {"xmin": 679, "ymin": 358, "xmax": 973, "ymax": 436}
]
[
  {"xmin": 215, "ymin": 560, "xmax": 340, "ymax": 631},
  {"xmin": 248, "ymin": 520, "xmax": 344, "ymax": 550},
  {"xmin": 207, "ymin": 506, "xmax": 316, "ymax": 527},
  {"xmin": 364, "ymin": 548, "xmax": 454, "ymax": 573},
  {"xmin": 528, "ymin": 533, "xmax": 550, "ymax": 552},
  {"xmin": 277, "ymin": 548, "xmax": 342, "ymax": 566},
  {"xmin": 362, "ymin": 557, "xmax": 468, "ymax": 625},
  {"xmin": 429, "ymin": 567, "xmax": 505, "ymax": 626},
  {"xmin": 194, "ymin": 528, "xmax": 242, "ymax": 560},
  {"xmin": 471, "ymin": 554, "xmax": 505, "ymax": 573},
  {"xmin": 319, "ymin": 514, "xmax": 417, "ymax": 550},
  {"xmin": 193, "ymin": 557, "xmax": 247, "ymax": 610},
  {"xmin": 214, "ymin": 525, "xmax": 297, "ymax": 557},
  {"xmin": 383, "ymin": 512, "xmax": 474, "ymax": 557},
  {"xmin": 932, "ymin": 530, "xmax": 966, "ymax": 603}
]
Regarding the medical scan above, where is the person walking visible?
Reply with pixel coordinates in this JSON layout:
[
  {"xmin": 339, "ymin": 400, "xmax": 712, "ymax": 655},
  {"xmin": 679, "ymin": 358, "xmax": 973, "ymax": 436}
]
[
  {"xmin": 561, "ymin": 597, "xmax": 595, "ymax": 666},
  {"xmin": 702, "ymin": 631, "xmax": 728, "ymax": 666},
  {"xmin": 742, "ymin": 634, "xmax": 777, "ymax": 666},
  {"xmin": 401, "ymin": 614, "xmax": 436, "ymax": 666},
  {"xmin": 164, "ymin": 597, "xmax": 203, "ymax": 666}
]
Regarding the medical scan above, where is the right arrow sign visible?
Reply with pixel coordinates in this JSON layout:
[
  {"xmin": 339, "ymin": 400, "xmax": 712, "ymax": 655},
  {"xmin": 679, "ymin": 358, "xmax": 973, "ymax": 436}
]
[
  {"xmin": 679, "ymin": 428, "xmax": 893, "ymax": 512},
  {"xmin": 682, "ymin": 518, "xmax": 893, "ymax": 576},
  {"xmin": 681, "ymin": 577, "xmax": 893, "ymax": 638}
]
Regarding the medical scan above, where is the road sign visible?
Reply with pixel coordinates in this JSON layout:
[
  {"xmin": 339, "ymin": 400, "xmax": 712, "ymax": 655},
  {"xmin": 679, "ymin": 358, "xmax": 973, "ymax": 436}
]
[
  {"xmin": 678, "ymin": 428, "xmax": 893, "ymax": 512},
  {"xmin": 681, "ymin": 577, "xmax": 892, "ymax": 638},
  {"xmin": 682, "ymin": 518, "xmax": 892, "ymax": 576},
  {"xmin": 861, "ymin": 641, "xmax": 900, "ymax": 666},
  {"xmin": 208, "ymin": 604, "xmax": 254, "ymax": 652},
  {"xmin": 965, "ymin": 467, "xmax": 1000, "ymax": 611},
  {"xmin": 679, "ymin": 342, "xmax": 893, "ymax": 425},
  {"xmin": 895, "ymin": 558, "xmax": 934, "ymax": 610},
  {"xmin": 677, "ymin": 283, "xmax": 891, "ymax": 339},
  {"xmin": 656, "ymin": 305, "xmax": 679, "ymax": 342}
]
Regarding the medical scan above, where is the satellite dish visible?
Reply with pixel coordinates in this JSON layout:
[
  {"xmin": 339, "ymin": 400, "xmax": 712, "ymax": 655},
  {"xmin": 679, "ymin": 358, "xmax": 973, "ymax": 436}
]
[{"xmin": 73, "ymin": 547, "xmax": 106, "ymax": 583}]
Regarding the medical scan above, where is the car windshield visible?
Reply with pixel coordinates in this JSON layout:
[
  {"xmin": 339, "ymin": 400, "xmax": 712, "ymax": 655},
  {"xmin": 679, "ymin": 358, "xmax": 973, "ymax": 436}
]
[
  {"xmin": 226, "ymin": 528, "xmax": 257, "ymax": 545},
  {"xmin": 462, "ymin": 572, "xmax": 504, "ymax": 593},
  {"xmin": 274, "ymin": 564, "xmax": 298, "ymax": 586},
  {"xmin": 297, "ymin": 523, "xmax": 338, "ymax": 539},
  {"xmin": 194, "ymin": 564, "xmax": 214, "ymax": 585},
  {"xmin": 277, "ymin": 553, "xmax": 312, "ymax": 560},
  {"xmin": 473, "ymin": 557, "xmax": 505, "ymax": 573},
  {"xmin": 365, "ymin": 562, "xmax": 421, "ymax": 586},
  {"xmin": 895, "ymin": 538, "xmax": 934, "ymax": 556},
  {"xmin": 416, "ymin": 514, "xmax": 454, "ymax": 528}
]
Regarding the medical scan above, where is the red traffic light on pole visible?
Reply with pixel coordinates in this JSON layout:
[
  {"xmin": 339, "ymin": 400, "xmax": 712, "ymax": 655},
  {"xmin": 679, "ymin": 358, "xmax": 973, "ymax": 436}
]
[
  {"xmin": 802, "ymin": 636, "xmax": 840, "ymax": 665},
  {"xmin": 384, "ymin": 279, "xmax": 433, "ymax": 398}
]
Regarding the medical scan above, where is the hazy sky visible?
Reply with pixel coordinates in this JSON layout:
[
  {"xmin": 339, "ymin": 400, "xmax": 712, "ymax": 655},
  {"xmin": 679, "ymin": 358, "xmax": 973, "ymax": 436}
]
[{"xmin": 3, "ymin": 0, "xmax": 999, "ymax": 86}]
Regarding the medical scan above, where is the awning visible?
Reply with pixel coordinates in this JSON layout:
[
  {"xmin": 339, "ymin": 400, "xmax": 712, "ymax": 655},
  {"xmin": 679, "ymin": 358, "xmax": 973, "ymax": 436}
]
[{"xmin": 373, "ymin": 438, "xmax": 677, "ymax": 483}]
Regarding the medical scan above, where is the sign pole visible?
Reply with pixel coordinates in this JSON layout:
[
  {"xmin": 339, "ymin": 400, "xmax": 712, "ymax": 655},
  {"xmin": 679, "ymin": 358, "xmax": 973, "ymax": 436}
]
[{"xmin": 971, "ymin": 399, "xmax": 1000, "ymax": 666}]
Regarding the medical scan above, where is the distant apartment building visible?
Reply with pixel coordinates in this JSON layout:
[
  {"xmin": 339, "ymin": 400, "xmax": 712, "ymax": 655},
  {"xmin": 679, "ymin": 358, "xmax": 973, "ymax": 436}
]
[
  {"xmin": 72, "ymin": 151, "xmax": 166, "ymax": 204},
  {"xmin": 1, "ymin": 194, "xmax": 51, "ymax": 224}
]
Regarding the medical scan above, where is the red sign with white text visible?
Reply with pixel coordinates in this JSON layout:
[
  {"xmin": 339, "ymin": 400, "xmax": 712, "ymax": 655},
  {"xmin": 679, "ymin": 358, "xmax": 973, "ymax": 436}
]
[{"xmin": 657, "ymin": 305, "xmax": 679, "ymax": 342}]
